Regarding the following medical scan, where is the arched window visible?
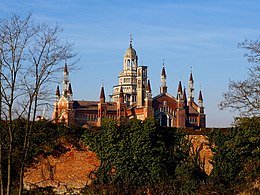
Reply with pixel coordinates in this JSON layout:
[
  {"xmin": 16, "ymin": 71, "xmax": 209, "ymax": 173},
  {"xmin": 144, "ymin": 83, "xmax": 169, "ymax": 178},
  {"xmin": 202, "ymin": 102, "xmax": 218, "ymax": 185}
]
[
  {"xmin": 127, "ymin": 60, "xmax": 130, "ymax": 69},
  {"xmin": 131, "ymin": 60, "xmax": 135, "ymax": 69},
  {"xmin": 161, "ymin": 114, "xmax": 167, "ymax": 127}
]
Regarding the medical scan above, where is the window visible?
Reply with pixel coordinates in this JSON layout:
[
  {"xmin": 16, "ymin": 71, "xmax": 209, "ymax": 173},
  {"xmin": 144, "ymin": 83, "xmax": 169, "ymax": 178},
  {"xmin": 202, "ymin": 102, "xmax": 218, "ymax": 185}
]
[
  {"xmin": 127, "ymin": 60, "xmax": 130, "ymax": 69},
  {"xmin": 189, "ymin": 117, "xmax": 197, "ymax": 123},
  {"xmin": 161, "ymin": 114, "xmax": 167, "ymax": 127},
  {"xmin": 124, "ymin": 78, "xmax": 130, "ymax": 83}
]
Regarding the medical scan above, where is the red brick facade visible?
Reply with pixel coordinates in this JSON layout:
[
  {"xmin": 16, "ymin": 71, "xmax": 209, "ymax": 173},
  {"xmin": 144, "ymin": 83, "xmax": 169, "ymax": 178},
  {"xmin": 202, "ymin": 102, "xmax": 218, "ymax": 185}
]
[{"xmin": 52, "ymin": 40, "xmax": 206, "ymax": 128}]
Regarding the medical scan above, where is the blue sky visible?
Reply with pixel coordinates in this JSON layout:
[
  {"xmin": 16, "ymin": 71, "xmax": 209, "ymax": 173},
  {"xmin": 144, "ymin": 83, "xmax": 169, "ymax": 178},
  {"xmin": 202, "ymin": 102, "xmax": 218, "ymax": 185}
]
[{"xmin": 1, "ymin": 0, "xmax": 260, "ymax": 127}]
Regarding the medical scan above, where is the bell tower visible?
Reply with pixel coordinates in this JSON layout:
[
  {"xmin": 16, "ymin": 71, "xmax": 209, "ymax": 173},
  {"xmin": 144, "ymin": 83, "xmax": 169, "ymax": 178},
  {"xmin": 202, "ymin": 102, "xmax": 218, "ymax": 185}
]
[
  {"xmin": 123, "ymin": 35, "xmax": 138, "ymax": 71},
  {"xmin": 111, "ymin": 35, "xmax": 139, "ymax": 106}
]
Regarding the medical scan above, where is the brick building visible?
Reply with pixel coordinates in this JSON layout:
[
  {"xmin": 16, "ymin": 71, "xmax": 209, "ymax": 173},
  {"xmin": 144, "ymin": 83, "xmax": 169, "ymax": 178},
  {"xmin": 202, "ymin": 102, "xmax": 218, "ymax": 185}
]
[{"xmin": 52, "ymin": 38, "xmax": 206, "ymax": 128}]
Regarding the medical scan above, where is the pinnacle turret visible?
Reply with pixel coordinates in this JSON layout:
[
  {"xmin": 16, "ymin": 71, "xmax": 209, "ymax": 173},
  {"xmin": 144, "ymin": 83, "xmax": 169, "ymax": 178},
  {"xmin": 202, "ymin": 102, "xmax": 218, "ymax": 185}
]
[
  {"xmin": 189, "ymin": 71, "xmax": 194, "ymax": 82},
  {"xmin": 62, "ymin": 63, "xmax": 70, "ymax": 97},
  {"xmin": 188, "ymin": 69, "xmax": 195, "ymax": 104},
  {"xmin": 161, "ymin": 66, "xmax": 166, "ymax": 77},
  {"xmin": 198, "ymin": 90, "xmax": 204, "ymax": 114},
  {"xmin": 119, "ymin": 85, "xmax": 124, "ymax": 103},
  {"xmin": 100, "ymin": 86, "xmax": 105, "ymax": 103},
  {"xmin": 177, "ymin": 81, "xmax": 183, "ymax": 100},
  {"xmin": 146, "ymin": 79, "xmax": 151, "ymax": 92},
  {"xmin": 160, "ymin": 65, "xmax": 167, "ymax": 94},
  {"xmin": 64, "ymin": 62, "xmax": 68, "ymax": 74},
  {"xmin": 56, "ymin": 85, "xmax": 60, "ymax": 97},
  {"xmin": 68, "ymin": 83, "xmax": 73, "ymax": 95},
  {"xmin": 183, "ymin": 88, "xmax": 187, "ymax": 104},
  {"xmin": 178, "ymin": 80, "xmax": 183, "ymax": 94},
  {"xmin": 198, "ymin": 90, "xmax": 203, "ymax": 102}
]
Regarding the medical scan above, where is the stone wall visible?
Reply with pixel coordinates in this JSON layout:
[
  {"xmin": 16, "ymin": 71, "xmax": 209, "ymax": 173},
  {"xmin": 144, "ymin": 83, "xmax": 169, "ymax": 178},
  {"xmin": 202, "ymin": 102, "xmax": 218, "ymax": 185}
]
[
  {"xmin": 189, "ymin": 134, "xmax": 213, "ymax": 175},
  {"xmin": 24, "ymin": 146, "xmax": 100, "ymax": 194}
]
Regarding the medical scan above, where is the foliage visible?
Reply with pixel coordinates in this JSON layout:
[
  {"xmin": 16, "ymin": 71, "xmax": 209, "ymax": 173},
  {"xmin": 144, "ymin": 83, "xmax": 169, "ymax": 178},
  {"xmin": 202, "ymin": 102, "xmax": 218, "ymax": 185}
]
[
  {"xmin": 208, "ymin": 117, "xmax": 260, "ymax": 193},
  {"xmin": 83, "ymin": 118, "xmax": 207, "ymax": 194}
]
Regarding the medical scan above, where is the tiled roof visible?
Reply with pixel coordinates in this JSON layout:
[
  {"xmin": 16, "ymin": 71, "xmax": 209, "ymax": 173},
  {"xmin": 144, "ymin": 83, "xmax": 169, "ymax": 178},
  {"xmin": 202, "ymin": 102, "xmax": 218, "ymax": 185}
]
[
  {"xmin": 189, "ymin": 106, "xmax": 199, "ymax": 114},
  {"xmin": 73, "ymin": 101, "xmax": 117, "ymax": 111}
]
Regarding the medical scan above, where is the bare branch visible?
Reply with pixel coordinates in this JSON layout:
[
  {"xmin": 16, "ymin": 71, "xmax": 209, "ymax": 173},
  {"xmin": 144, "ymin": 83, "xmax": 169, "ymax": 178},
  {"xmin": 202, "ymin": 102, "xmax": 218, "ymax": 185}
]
[{"xmin": 220, "ymin": 39, "xmax": 260, "ymax": 117}]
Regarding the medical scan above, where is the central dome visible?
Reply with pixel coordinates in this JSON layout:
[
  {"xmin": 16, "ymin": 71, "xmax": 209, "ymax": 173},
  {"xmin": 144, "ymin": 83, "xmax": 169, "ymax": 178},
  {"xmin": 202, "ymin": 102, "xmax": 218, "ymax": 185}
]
[{"xmin": 124, "ymin": 44, "xmax": 137, "ymax": 59}]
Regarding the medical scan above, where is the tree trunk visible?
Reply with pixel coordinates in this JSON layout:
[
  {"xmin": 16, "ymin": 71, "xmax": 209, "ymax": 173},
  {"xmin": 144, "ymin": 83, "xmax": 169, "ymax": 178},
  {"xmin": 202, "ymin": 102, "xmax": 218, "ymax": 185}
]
[
  {"xmin": 0, "ymin": 137, "xmax": 3, "ymax": 195},
  {"xmin": 0, "ymin": 31, "xmax": 4, "ymax": 195},
  {"xmin": 18, "ymin": 94, "xmax": 37, "ymax": 195},
  {"xmin": 18, "ymin": 124, "xmax": 31, "ymax": 195},
  {"xmin": 7, "ymin": 108, "xmax": 14, "ymax": 195},
  {"xmin": 18, "ymin": 105, "xmax": 32, "ymax": 195},
  {"xmin": 6, "ymin": 140, "xmax": 12, "ymax": 195}
]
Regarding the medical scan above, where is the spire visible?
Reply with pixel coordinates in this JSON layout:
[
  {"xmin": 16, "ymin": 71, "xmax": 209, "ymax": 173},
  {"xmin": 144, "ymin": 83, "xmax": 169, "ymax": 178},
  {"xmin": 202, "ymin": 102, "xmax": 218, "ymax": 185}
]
[
  {"xmin": 56, "ymin": 85, "xmax": 60, "ymax": 97},
  {"xmin": 198, "ymin": 90, "xmax": 204, "ymax": 113},
  {"xmin": 161, "ymin": 66, "xmax": 166, "ymax": 77},
  {"xmin": 178, "ymin": 80, "xmax": 183, "ymax": 94},
  {"xmin": 100, "ymin": 86, "xmax": 105, "ymax": 103},
  {"xmin": 188, "ymin": 68, "xmax": 195, "ymax": 104},
  {"xmin": 119, "ymin": 85, "xmax": 124, "ymax": 103},
  {"xmin": 62, "ymin": 62, "xmax": 70, "ymax": 97},
  {"xmin": 64, "ymin": 62, "xmax": 68, "ymax": 74},
  {"xmin": 198, "ymin": 90, "xmax": 203, "ymax": 101},
  {"xmin": 160, "ymin": 63, "xmax": 167, "ymax": 94},
  {"xmin": 183, "ymin": 87, "xmax": 187, "ymax": 103},
  {"xmin": 177, "ymin": 80, "xmax": 183, "ymax": 100},
  {"xmin": 189, "ymin": 70, "xmax": 193, "ymax": 82},
  {"xmin": 68, "ymin": 83, "xmax": 73, "ymax": 95},
  {"xmin": 146, "ymin": 79, "xmax": 151, "ymax": 92}
]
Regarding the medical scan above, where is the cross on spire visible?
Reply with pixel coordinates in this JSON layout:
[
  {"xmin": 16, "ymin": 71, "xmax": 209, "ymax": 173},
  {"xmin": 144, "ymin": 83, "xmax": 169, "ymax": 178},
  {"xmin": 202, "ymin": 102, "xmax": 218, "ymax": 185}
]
[{"xmin": 130, "ymin": 34, "xmax": 133, "ymax": 47}]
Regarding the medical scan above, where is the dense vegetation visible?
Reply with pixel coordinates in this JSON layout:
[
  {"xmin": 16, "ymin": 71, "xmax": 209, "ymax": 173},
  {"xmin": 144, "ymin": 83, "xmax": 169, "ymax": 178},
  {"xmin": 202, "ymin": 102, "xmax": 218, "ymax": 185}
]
[
  {"xmin": 82, "ymin": 118, "xmax": 207, "ymax": 194},
  {"xmin": 81, "ymin": 117, "xmax": 259, "ymax": 194},
  {"xmin": 0, "ymin": 117, "xmax": 259, "ymax": 194},
  {"xmin": 207, "ymin": 117, "xmax": 260, "ymax": 194}
]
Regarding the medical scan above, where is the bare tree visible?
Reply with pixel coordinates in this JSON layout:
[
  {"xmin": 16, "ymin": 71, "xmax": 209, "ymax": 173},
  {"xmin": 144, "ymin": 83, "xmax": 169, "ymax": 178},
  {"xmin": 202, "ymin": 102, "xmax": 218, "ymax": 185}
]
[
  {"xmin": 0, "ymin": 13, "xmax": 76, "ymax": 195},
  {"xmin": 219, "ymin": 40, "xmax": 260, "ymax": 117},
  {"xmin": 0, "ymin": 35, "xmax": 3, "ymax": 195}
]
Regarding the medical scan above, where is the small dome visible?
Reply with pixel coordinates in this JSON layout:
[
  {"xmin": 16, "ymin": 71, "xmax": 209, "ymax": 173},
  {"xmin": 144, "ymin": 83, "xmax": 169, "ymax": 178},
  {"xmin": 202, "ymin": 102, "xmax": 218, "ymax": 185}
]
[{"xmin": 124, "ymin": 45, "xmax": 137, "ymax": 59}]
